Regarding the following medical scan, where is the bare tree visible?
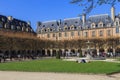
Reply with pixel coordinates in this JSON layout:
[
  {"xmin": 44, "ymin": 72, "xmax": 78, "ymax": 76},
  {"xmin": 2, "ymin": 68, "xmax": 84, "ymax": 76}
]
[{"xmin": 70, "ymin": 0, "xmax": 120, "ymax": 14}]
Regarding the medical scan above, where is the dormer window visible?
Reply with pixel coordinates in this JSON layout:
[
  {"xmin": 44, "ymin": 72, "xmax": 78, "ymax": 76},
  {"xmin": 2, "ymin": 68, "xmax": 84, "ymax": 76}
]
[
  {"xmin": 71, "ymin": 25, "xmax": 74, "ymax": 30},
  {"xmin": 91, "ymin": 23, "xmax": 95, "ymax": 28},
  {"xmin": 64, "ymin": 26, "xmax": 67, "ymax": 30},
  {"xmin": 116, "ymin": 21, "xmax": 119, "ymax": 26},
  {"xmin": 98, "ymin": 22, "xmax": 103, "ymax": 27},
  {"xmin": 2, "ymin": 18, "xmax": 5, "ymax": 22},
  {"xmin": 47, "ymin": 28, "xmax": 50, "ymax": 32}
]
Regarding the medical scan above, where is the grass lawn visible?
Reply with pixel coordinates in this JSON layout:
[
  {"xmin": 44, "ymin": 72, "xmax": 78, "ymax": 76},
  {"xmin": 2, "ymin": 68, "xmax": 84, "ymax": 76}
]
[{"xmin": 0, "ymin": 59, "xmax": 120, "ymax": 74}]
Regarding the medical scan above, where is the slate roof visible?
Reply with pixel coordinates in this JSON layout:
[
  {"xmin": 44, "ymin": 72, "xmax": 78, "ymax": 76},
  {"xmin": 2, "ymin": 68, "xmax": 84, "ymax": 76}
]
[
  {"xmin": 0, "ymin": 14, "xmax": 34, "ymax": 32},
  {"xmin": 37, "ymin": 14, "xmax": 118, "ymax": 34}
]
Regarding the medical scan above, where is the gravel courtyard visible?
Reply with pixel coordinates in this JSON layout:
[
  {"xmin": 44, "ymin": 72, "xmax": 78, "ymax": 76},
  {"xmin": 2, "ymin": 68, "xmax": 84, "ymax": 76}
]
[{"xmin": 0, "ymin": 71, "xmax": 119, "ymax": 80}]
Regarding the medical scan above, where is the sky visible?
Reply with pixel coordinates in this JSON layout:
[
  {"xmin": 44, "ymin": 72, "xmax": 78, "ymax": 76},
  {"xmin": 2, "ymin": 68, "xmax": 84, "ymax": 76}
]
[{"xmin": 0, "ymin": 0, "xmax": 120, "ymax": 31}]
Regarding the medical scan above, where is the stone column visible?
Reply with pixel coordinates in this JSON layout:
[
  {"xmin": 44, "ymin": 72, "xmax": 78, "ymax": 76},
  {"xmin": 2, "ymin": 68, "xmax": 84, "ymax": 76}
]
[
  {"xmin": 105, "ymin": 49, "xmax": 108, "ymax": 53},
  {"xmin": 45, "ymin": 49, "xmax": 47, "ymax": 56},
  {"xmin": 113, "ymin": 48, "xmax": 115, "ymax": 56},
  {"xmin": 113, "ymin": 48, "xmax": 115, "ymax": 53},
  {"xmin": 97, "ymin": 48, "xmax": 99, "ymax": 56},
  {"xmin": 81, "ymin": 49, "xmax": 85, "ymax": 56},
  {"xmin": 50, "ymin": 49, "xmax": 53, "ymax": 57},
  {"xmin": 75, "ymin": 49, "xmax": 78, "ymax": 53}
]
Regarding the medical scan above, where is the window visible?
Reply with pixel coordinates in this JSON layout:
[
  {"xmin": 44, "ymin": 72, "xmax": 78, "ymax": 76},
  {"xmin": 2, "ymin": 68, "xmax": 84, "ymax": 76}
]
[
  {"xmin": 47, "ymin": 34, "xmax": 50, "ymax": 38},
  {"xmin": 17, "ymin": 26, "xmax": 21, "ymax": 30},
  {"xmin": 65, "ymin": 32, "xmax": 68, "ymax": 37},
  {"xmin": 116, "ymin": 22, "xmax": 119, "ymax": 26},
  {"xmin": 107, "ymin": 30, "xmax": 111, "ymax": 36},
  {"xmin": 116, "ymin": 26, "xmax": 119, "ymax": 33},
  {"xmin": 99, "ymin": 30, "xmax": 103, "ymax": 36},
  {"xmin": 71, "ymin": 27, "xmax": 74, "ymax": 30},
  {"xmin": 22, "ymin": 27, "xmax": 25, "ymax": 31},
  {"xmin": 84, "ymin": 32, "xmax": 88, "ymax": 37},
  {"xmin": 71, "ymin": 32, "xmax": 74, "ymax": 36},
  {"xmin": 64, "ymin": 27, "xmax": 67, "ymax": 30},
  {"xmin": 78, "ymin": 31, "xmax": 80, "ymax": 36},
  {"xmin": 91, "ymin": 23, "xmax": 95, "ymax": 28},
  {"xmin": 92, "ymin": 31, "xmax": 96, "ymax": 37},
  {"xmin": 99, "ymin": 23, "xmax": 103, "ymax": 27},
  {"xmin": 11, "ymin": 25, "xmax": 16, "ymax": 30},
  {"xmin": 0, "ymin": 23, "xmax": 3, "ymax": 28},
  {"xmin": 59, "ymin": 33, "xmax": 62, "ymax": 37},
  {"xmin": 53, "ymin": 33, "xmax": 55, "ymax": 37},
  {"xmin": 48, "ymin": 28, "xmax": 50, "ymax": 32},
  {"xmin": 26, "ymin": 28, "xmax": 29, "ymax": 32}
]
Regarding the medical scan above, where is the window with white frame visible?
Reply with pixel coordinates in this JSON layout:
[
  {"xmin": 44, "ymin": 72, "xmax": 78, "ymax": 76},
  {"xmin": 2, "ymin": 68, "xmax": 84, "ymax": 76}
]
[
  {"xmin": 107, "ymin": 30, "xmax": 111, "ymax": 36},
  {"xmin": 99, "ymin": 22, "xmax": 103, "ymax": 27},
  {"xmin": 59, "ymin": 33, "xmax": 62, "ymax": 37},
  {"xmin": 116, "ymin": 21, "xmax": 119, "ymax": 26},
  {"xmin": 92, "ymin": 31, "xmax": 96, "ymax": 37},
  {"xmin": 64, "ymin": 32, "xmax": 68, "ymax": 37},
  {"xmin": 91, "ymin": 23, "xmax": 95, "ymax": 28},
  {"xmin": 84, "ymin": 32, "xmax": 88, "ymax": 37},
  {"xmin": 99, "ymin": 30, "xmax": 103, "ymax": 36},
  {"xmin": 47, "ymin": 34, "xmax": 50, "ymax": 38},
  {"xmin": 71, "ymin": 32, "xmax": 74, "ymax": 36},
  {"xmin": 11, "ymin": 25, "xmax": 16, "ymax": 30},
  {"xmin": 78, "ymin": 31, "xmax": 80, "ymax": 36}
]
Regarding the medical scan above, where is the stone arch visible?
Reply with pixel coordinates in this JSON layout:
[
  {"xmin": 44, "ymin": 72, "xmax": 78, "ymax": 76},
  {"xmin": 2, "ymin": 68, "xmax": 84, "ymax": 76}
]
[
  {"xmin": 115, "ymin": 47, "xmax": 120, "ymax": 56},
  {"xmin": 71, "ymin": 49, "xmax": 75, "ymax": 53},
  {"xmin": 52, "ymin": 50, "xmax": 56, "ymax": 56},
  {"xmin": 107, "ymin": 48, "xmax": 113, "ymax": 53},
  {"xmin": 36, "ymin": 50, "xmax": 42, "ymax": 57},
  {"xmin": 99, "ymin": 48, "xmax": 104, "ymax": 53},
  {"xmin": 4, "ymin": 50, "xmax": 10, "ymax": 57},
  {"xmin": 58, "ymin": 49, "xmax": 62, "ymax": 56},
  {"xmin": 42, "ymin": 49, "xmax": 45, "ymax": 56}
]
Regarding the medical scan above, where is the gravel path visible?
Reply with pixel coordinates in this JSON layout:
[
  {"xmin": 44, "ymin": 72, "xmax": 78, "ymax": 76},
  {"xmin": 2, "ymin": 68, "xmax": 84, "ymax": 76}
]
[{"xmin": 0, "ymin": 71, "xmax": 119, "ymax": 80}]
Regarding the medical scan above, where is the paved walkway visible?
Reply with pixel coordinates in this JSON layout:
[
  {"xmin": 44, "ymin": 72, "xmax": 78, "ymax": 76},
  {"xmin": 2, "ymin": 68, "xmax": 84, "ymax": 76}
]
[{"xmin": 0, "ymin": 71, "xmax": 119, "ymax": 80}]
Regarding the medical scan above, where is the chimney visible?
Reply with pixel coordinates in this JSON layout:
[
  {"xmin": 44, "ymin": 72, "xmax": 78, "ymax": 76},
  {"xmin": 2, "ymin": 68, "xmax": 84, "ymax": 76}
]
[
  {"xmin": 111, "ymin": 6, "xmax": 115, "ymax": 22},
  {"xmin": 82, "ymin": 14, "xmax": 86, "ymax": 24},
  {"xmin": 37, "ymin": 22, "xmax": 42, "ymax": 27},
  {"xmin": 27, "ymin": 21, "xmax": 31, "ymax": 26},
  {"xmin": 8, "ymin": 16, "xmax": 13, "ymax": 21}
]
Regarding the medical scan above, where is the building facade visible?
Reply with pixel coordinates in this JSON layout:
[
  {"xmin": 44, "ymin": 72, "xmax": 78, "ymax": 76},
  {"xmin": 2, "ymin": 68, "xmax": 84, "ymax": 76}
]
[
  {"xmin": 37, "ymin": 6, "xmax": 120, "ymax": 56},
  {"xmin": 0, "ymin": 15, "xmax": 34, "ymax": 33}
]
